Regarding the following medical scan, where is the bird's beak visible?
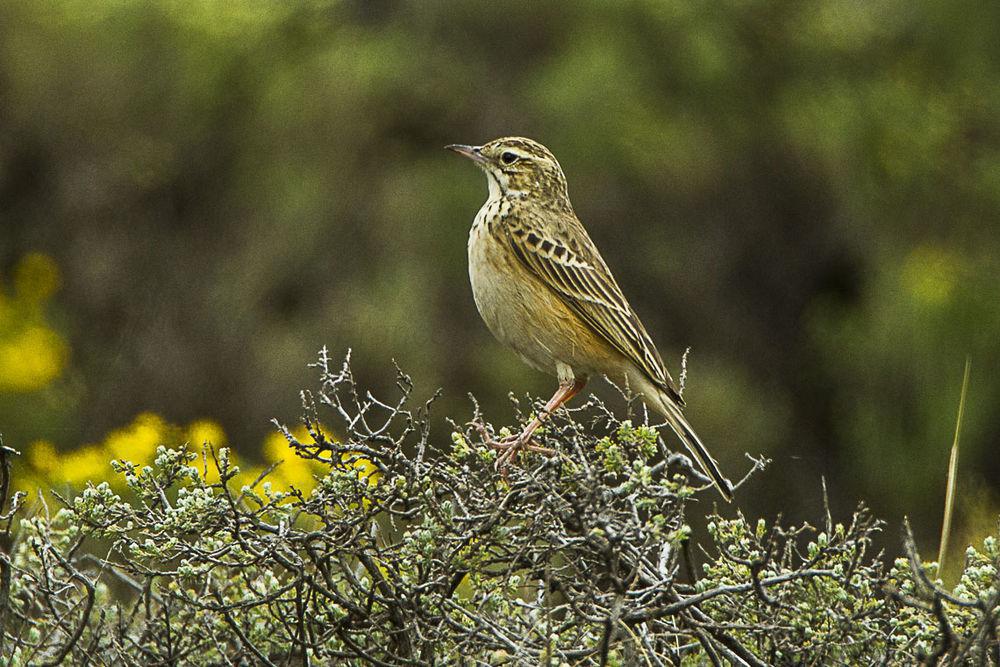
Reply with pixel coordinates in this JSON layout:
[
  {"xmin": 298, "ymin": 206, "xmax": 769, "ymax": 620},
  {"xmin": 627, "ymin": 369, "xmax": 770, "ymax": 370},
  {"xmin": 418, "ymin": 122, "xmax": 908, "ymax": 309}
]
[{"xmin": 446, "ymin": 144, "xmax": 487, "ymax": 165}]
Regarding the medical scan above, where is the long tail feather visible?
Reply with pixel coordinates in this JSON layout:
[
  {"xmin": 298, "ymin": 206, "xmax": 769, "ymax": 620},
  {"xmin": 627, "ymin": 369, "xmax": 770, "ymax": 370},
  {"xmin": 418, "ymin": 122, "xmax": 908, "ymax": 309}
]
[{"xmin": 655, "ymin": 391, "xmax": 734, "ymax": 502}]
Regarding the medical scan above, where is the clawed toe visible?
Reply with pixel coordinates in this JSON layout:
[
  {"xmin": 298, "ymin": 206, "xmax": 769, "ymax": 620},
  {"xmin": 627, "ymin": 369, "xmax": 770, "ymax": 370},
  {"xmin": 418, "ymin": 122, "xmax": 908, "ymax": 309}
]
[
  {"xmin": 468, "ymin": 419, "xmax": 556, "ymax": 473},
  {"xmin": 493, "ymin": 435, "xmax": 554, "ymax": 464},
  {"xmin": 487, "ymin": 434, "xmax": 518, "ymax": 450}
]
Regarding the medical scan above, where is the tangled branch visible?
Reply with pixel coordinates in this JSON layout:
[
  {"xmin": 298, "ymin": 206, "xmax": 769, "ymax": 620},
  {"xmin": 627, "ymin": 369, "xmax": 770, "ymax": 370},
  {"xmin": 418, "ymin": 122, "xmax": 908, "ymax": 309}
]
[{"xmin": 1, "ymin": 351, "xmax": 997, "ymax": 665}]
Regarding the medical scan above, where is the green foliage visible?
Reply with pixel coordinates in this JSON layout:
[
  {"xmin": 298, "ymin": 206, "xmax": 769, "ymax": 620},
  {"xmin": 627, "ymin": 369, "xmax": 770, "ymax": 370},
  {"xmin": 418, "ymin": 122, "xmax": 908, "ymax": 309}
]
[
  {"xmin": 1, "ymin": 356, "xmax": 998, "ymax": 664},
  {"xmin": 699, "ymin": 513, "xmax": 890, "ymax": 662}
]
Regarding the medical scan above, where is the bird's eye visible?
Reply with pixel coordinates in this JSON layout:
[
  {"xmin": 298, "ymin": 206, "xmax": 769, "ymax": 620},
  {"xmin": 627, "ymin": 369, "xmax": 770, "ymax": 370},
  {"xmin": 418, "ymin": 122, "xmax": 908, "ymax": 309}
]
[{"xmin": 500, "ymin": 151, "xmax": 519, "ymax": 165}]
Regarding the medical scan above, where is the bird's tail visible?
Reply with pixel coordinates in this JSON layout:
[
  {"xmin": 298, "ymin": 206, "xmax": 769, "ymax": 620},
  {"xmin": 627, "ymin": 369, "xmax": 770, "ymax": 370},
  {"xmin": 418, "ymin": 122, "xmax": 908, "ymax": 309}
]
[{"xmin": 653, "ymin": 390, "xmax": 734, "ymax": 502}]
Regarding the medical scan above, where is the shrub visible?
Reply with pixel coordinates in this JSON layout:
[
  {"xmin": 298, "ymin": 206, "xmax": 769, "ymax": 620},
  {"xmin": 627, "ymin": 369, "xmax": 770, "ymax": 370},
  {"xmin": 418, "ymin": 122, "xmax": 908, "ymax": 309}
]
[{"xmin": 1, "ymin": 351, "xmax": 997, "ymax": 665}]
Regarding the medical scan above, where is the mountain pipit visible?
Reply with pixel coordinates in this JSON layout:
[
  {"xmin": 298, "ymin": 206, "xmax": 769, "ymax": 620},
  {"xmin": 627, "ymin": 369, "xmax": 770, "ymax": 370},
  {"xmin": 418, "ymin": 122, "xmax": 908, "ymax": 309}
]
[{"xmin": 448, "ymin": 137, "xmax": 733, "ymax": 501}]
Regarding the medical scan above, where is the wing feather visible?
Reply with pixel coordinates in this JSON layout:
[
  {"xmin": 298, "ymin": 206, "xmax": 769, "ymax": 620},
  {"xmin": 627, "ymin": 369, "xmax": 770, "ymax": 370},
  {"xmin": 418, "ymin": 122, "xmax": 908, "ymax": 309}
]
[{"xmin": 505, "ymin": 218, "xmax": 682, "ymax": 402}]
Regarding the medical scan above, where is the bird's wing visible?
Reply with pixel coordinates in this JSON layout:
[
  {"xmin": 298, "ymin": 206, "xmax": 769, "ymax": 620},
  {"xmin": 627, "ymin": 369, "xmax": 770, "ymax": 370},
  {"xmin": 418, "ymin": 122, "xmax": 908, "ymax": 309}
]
[{"xmin": 505, "ymin": 215, "xmax": 683, "ymax": 403}]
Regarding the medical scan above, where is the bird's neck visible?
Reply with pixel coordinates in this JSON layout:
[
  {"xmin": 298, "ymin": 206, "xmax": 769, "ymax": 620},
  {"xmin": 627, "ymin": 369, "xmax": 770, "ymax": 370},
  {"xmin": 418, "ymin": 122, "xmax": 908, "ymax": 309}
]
[
  {"xmin": 485, "ymin": 171, "xmax": 503, "ymax": 202},
  {"xmin": 481, "ymin": 172, "xmax": 573, "ymax": 225},
  {"xmin": 473, "ymin": 177, "xmax": 509, "ymax": 234}
]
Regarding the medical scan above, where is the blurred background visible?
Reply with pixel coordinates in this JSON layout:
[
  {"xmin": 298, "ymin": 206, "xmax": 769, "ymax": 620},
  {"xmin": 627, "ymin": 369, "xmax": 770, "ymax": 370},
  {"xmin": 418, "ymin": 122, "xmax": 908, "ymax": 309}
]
[{"xmin": 1, "ymin": 0, "xmax": 997, "ymax": 566}]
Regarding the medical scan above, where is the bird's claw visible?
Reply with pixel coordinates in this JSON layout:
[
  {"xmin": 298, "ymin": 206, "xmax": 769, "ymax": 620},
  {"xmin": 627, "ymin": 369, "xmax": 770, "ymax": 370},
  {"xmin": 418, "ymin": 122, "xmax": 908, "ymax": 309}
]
[{"xmin": 469, "ymin": 419, "xmax": 556, "ymax": 475}]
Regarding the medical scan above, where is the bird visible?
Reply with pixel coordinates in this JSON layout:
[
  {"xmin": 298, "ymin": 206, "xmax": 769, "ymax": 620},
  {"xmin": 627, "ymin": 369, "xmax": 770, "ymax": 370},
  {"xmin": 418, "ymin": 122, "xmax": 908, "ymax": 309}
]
[{"xmin": 447, "ymin": 137, "xmax": 733, "ymax": 501}]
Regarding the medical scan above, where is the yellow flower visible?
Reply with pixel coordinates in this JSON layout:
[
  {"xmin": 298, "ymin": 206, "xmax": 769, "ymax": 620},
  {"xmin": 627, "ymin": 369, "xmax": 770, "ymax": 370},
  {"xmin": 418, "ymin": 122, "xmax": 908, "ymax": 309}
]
[
  {"xmin": 0, "ymin": 252, "xmax": 68, "ymax": 393},
  {"xmin": 232, "ymin": 465, "xmax": 266, "ymax": 491},
  {"xmin": 276, "ymin": 456, "xmax": 318, "ymax": 492},
  {"xmin": 263, "ymin": 428, "xmax": 301, "ymax": 464},
  {"xmin": 187, "ymin": 419, "xmax": 227, "ymax": 447},
  {"xmin": 104, "ymin": 412, "xmax": 168, "ymax": 464},
  {"xmin": 20, "ymin": 408, "xmax": 382, "ymax": 499},
  {"xmin": 341, "ymin": 451, "xmax": 381, "ymax": 488},
  {"xmin": 0, "ymin": 325, "xmax": 67, "ymax": 392},
  {"xmin": 184, "ymin": 420, "xmax": 231, "ymax": 484},
  {"xmin": 263, "ymin": 428, "xmax": 321, "ymax": 492},
  {"xmin": 263, "ymin": 425, "xmax": 381, "ymax": 491},
  {"xmin": 27, "ymin": 440, "xmax": 59, "ymax": 474},
  {"xmin": 59, "ymin": 446, "xmax": 109, "ymax": 486}
]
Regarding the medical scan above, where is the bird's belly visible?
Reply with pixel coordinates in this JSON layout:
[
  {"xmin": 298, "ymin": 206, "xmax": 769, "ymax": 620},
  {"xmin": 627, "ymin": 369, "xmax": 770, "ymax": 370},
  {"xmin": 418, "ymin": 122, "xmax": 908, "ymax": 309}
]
[{"xmin": 468, "ymin": 223, "xmax": 605, "ymax": 379}]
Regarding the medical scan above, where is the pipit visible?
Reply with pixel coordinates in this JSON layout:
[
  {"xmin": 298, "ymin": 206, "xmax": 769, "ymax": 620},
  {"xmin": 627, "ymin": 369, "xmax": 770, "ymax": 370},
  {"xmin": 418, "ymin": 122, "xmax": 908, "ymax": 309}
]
[{"xmin": 447, "ymin": 137, "xmax": 733, "ymax": 501}]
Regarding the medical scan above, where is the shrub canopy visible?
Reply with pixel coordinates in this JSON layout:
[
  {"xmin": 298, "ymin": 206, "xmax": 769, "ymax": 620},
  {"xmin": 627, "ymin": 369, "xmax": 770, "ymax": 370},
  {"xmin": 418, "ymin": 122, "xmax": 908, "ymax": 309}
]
[{"xmin": 1, "ymin": 353, "xmax": 998, "ymax": 664}]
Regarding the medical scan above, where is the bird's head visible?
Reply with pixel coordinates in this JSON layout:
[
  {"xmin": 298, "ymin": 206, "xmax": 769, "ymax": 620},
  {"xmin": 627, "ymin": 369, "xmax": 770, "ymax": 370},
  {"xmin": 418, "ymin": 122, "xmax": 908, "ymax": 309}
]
[{"xmin": 447, "ymin": 137, "xmax": 569, "ymax": 203}]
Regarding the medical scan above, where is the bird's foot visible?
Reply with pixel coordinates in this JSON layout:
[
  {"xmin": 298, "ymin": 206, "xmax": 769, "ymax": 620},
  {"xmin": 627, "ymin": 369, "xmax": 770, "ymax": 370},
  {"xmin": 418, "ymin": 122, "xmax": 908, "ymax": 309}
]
[{"xmin": 469, "ymin": 421, "xmax": 556, "ymax": 474}]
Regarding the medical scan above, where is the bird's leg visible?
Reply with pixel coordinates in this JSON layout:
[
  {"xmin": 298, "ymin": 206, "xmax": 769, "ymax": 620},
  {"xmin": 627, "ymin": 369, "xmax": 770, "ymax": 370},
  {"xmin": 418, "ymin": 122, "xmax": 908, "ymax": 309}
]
[{"xmin": 491, "ymin": 378, "xmax": 587, "ymax": 471}]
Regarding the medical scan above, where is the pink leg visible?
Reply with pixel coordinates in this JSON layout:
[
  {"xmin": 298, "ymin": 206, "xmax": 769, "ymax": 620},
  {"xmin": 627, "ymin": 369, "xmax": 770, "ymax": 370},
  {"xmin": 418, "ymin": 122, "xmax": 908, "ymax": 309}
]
[{"xmin": 481, "ymin": 378, "xmax": 587, "ymax": 472}]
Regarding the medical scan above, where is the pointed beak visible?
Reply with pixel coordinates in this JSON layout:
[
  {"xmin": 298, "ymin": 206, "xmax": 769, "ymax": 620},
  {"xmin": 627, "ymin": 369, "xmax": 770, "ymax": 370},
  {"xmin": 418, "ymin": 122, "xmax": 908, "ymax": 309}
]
[{"xmin": 446, "ymin": 144, "xmax": 487, "ymax": 165}]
